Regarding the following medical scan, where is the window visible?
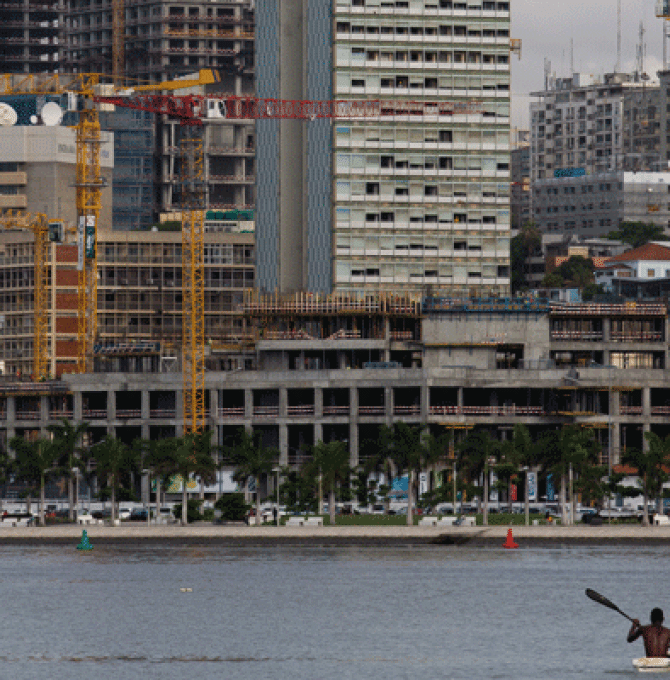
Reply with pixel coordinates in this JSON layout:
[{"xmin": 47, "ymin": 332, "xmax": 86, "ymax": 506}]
[{"xmin": 648, "ymin": 269, "xmax": 656, "ymax": 277}]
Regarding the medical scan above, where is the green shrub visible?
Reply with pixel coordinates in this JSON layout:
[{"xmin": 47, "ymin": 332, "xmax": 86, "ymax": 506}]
[
  {"xmin": 214, "ymin": 493, "xmax": 250, "ymax": 521},
  {"xmin": 173, "ymin": 499, "xmax": 204, "ymax": 523},
  {"xmin": 202, "ymin": 507, "xmax": 215, "ymax": 521}
]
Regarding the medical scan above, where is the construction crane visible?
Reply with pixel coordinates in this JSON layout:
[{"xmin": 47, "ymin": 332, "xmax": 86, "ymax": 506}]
[
  {"xmin": 0, "ymin": 73, "xmax": 104, "ymax": 376},
  {"xmin": 0, "ymin": 211, "xmax": 58, "ymax": 380},
  {"xmin": 94, "ymin": 90, "xmax": 484, "ymax": 434}
]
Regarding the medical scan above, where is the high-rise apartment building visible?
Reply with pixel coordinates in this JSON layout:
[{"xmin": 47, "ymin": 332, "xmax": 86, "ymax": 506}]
[
  {"xmin": 0, "ymin": 0, "xmax": 62, "ymax": 74},
  {"xmin": 530, "ymin": 72, "xmax": 662, "ymax": 184},
  {"xmin": 62, "ymin": 0, "xmax": 255, "ymax": 228},
  {"xmin": 62, "ymin": 0, "xmax": 253, "ymax": 83},
  {"xmin": 257, "ymin": 0, "xmax": 512, "ymax": 297}
]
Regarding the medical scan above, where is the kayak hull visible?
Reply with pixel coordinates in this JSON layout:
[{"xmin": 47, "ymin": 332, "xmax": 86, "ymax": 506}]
[{"xmin": 633, "ymin": 658, "xmax": 670, "ymax": 673}]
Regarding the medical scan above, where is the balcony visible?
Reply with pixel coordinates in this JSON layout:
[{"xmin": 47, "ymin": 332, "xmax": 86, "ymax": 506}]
[
  {"xmin": 253, "ymin": 406, "xmax": 279, "ymax": 418},
  {"xmin": 150, "ymin": 409, "xmax": 177, "ymax": 419},
  {"xmin": 287, "ymin": 405, "xmax": 315, "ymax": 417},
  {"xmin": 83, "ymin": 409, "xmax": 107, "ymax": 419},
  {"xmin": 394, "ymin": 405, "xmax": 421, "ymax": 416},
  {"xmin": 218, "ymin": 407, "xmax": 244, "ymax": 419},
  {"xmin": 429, "ymin": 405, "xmax": 545, "ymax": 416},
  {"xmin": 323, "ymin": 405, "xmax": 349, "ymax": 416},
  {"xmin": 358, "ymin": 406, "xmax": 385, "ymax": 416},
  {"xmin": 116, "ymin": 409, "xmax": 141, "ymax": 419}
]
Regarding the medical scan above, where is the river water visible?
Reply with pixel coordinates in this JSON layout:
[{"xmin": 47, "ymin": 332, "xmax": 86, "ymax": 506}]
[{"xmin": 0, "ymin": 541, "xmax": 666, "ymax": 680}]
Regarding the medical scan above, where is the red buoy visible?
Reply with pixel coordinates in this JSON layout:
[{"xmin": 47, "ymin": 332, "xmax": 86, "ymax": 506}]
[{"xmin": 503, "ymin": 528, "xmax": 519, "ymax": 549}]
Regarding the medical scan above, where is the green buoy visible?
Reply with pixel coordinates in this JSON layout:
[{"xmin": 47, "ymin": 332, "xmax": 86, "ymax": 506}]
[{"xmin": 76, "ymin": 529, "xmax": 93, "ymax": 551}]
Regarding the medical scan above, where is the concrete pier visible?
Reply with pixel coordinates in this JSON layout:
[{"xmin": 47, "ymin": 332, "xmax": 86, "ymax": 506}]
[{"xmin": 1, "ymin": 524, "xmax": 669, "ymax": 545}]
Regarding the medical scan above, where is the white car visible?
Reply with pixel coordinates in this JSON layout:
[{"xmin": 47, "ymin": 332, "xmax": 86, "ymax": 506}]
[{"xmin": 117, "ymin": 507, "xmax": 132, "ymax": 520}]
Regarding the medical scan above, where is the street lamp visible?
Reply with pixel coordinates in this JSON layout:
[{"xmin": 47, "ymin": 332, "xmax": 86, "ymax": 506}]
[
  {"xmin": 71, "ymin": 467, "xmax": 80, "ymax": 519},
  {"xmin": 272, "ymin": 467, "xmax": 281, "ymax": 527},
  {"xmin": 523, "ymin": 465, "xmax": 530, "ymax": 526},
  {"xmin": 142, "ymin": 469, "xmax": 151, "ymax": 526}
]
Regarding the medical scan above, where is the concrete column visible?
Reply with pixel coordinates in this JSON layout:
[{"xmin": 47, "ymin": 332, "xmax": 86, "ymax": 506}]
[
  {"xmin": 314, "ymin": 422, "xmax": 323, "ymax": 446},
  {"xmin": 385, "ymin": 386, "xmax": 393, "ymax": 426},
  {"xmin": 457, "ymin": 387, "xmax": 464, "ymax": 409},
  {"xmin": 611, "ymin": 422, "xmax": 621, "ymax": 466},
  {"xmin": 244, "ymin": 389, "xmax": 253, "ymax": 419},
  {"xmin": 175, "ymin": 389, "xmax": 184, "ymax": 435},
  {"xmin": 141, "ymin": 422, "xmax": 150, "ymax": 442},
  {"xmin": 141, "ymin": 390, "xmax": 149, "ymax": 421},
  {"xmin": 279, "ymin": 424, "xmax": 288, "ymax": 466},
  {"xmin": 279, "ymin": 388, "xmax": 288, "ymax": 418},
  {"xmin": 421, "ymin": 384, "xmax": 429, "ymax": 422},
  {"xmin": 642, "ymin": 387, "xmax": 651, "ymax": 417},
  {"xmin": 314, "ymin": 388, "xmax": 323, "ymax": 419},
  {"xmin": 40, "ymin": 395, "xmax": 49, "ymax": 424},
  {"xmin": 73, "ymin": 392, "xmax": 82, "ymax": 422},
  {"xmin": 107, "ymin": 390, "xmax": 116, "ymax": 422},
  {"xmin": 602, "ymin": 317, "xmax": 611, "ymax": 343},
  {"xmin": 350, "ymin": 387, "xmax": 358, "ymax": 421},
  {"xmin": 349, "ymin": 423, "xmax": 359, "ymax": 469},
  {"xmin": 209, "ymin": 388, "xmax": 218, "ymax": 427}
]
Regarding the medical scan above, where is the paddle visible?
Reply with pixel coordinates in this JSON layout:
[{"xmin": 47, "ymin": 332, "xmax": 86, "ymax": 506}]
[{"xmin": 586, "ymin": 588, "xmax": 635, "ymax": 623}]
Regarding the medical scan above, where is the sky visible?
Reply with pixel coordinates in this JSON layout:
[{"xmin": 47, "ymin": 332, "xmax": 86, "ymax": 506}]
[{"xmin": 510, "ymin": 0, "xmax": 665, "ymax": 129}]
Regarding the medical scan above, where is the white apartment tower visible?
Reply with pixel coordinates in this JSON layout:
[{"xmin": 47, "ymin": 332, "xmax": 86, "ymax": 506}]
[
  {"xmin": 256, "ymin": 0, "xmax": 512, "ymax": 297},
  {"xmin": 331, "ymin": 0, "xmax": 511, "ymax": 295}
]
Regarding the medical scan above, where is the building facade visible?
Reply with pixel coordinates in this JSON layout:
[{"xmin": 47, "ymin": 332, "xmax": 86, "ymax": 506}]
[
  {"xmin": 257, "ymin": 0, "xmax": 512, "ymax": 296},
  {"xmin": 0, "ymin": 0, "xmax": 62, "ymax": 74},
  {"xmin": 530, "ymin": 72, "xmax": 662, "ymax": 184},
  {"xmin": 510, "ymin": 129, "xmax": 530, "ymax": 230},
  {"xmin": 532, "ymin": 171, "xmax": 670, "ymax": 238},
  {"xmin": 1, "ymin": 297, "xmax": 670, "ymax": 478},
  {"xmin": 62, "ymin": 0, "xmax": 254, "ymax": 84}
]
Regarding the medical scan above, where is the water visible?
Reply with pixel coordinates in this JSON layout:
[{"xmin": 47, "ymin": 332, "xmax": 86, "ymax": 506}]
[{"xmin": 0, "ymin": 541, "xmax": 666, "ymax": 679}]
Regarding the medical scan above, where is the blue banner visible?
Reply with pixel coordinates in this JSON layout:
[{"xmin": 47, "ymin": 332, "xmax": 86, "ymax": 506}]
[{"xmin": 546, "ymin": 474, "xmax": 555, "ymax": 502}]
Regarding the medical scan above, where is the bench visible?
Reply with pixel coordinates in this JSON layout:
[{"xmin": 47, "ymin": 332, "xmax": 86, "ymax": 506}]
[
  {"xmin": 305, "ymin": 517, "xmax": 323, "ymax": 526},
  {"xmin": 437, "ymin": 517, "xmax": 458, "ymax": 526},
  {"xmin": 653, "ymin": 514, "xmax": 670, "ymax": 526},
  {"xmin": 286, "ymin": 516, "xmax": 305, "ymax": 527},
  {"xmin": 419, "ymin": 517, "xmax": 438, "ymax": 527}
]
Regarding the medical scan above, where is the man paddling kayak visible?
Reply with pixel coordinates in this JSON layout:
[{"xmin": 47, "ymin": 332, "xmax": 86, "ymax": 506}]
[{"xmin": 627, "ymin": 608, "xmax": 670, "ymax": 657}]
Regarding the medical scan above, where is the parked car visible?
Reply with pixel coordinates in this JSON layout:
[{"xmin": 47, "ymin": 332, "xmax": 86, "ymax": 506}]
[
  {"xmin": 129, "ymin": 509, "xmax": 149, "ymax": 521},
  {"xmin": 91, "ymin": 509, "xmax": 112, "ymax": 520},
  {"xmin": 118, "ymin": 508, "xmax": 132, "ymax": 521}
]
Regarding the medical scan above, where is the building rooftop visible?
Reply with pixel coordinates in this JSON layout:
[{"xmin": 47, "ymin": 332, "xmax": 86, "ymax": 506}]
[{"xmin": 608, "ymin": 243, "xmax": 670, "ymax": 263}]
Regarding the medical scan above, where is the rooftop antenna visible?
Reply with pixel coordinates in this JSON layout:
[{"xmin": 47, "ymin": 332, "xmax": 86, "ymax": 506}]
[
  {"xmin": 616, "ymin": 0, "xmax": 621, "ymax": 72},
  {"xmin": 635, "ymin": 21, "xmax": 646, "ymax": 80},
  {"xmin": 570, "ymin": 37, "xmax": 574, "ymax": 74},
  {"xmin": 544, "ymin": 57, "xmax": 551, "ymax": 89}
]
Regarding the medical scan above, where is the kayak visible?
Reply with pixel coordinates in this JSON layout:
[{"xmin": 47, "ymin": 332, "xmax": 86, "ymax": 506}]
[{"xmin": 633, "ymin": 658, "xmax": 670, "ymax": 672}]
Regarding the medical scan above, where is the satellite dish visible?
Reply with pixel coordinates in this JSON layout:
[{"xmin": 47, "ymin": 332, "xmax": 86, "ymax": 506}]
[
  {"xmin": 41, "ymin": 102, "xmax": 63, "ymax": 126},
  {"xmin": 0, "ymin": 103, "xmax": 17, "ymax": 126},
  {"xmin": 30, "ymin": 115, "xmax": 38, "ymax": 125}
]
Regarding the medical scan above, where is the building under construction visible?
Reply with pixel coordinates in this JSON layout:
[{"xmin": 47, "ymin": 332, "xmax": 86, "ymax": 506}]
[{"xmin": 0, "ymin": 297, "xmax": 668, "ymax": 486}]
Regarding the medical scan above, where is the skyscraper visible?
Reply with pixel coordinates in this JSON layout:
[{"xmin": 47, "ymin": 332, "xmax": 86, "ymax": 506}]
[{"xmin": 257, "ymin": 0, "xmax": 512, "ymax": 297}]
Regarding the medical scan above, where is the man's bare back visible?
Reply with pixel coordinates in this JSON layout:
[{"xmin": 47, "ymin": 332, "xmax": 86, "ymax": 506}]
[{"xmin": 628, "ymin": 613, "xmax": 670, "ymax": 658}]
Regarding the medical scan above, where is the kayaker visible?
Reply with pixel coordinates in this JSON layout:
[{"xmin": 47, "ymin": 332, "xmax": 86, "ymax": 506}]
[{"xmin": 627, "ymin": 608, "xmax": 670, "ymax": 657}]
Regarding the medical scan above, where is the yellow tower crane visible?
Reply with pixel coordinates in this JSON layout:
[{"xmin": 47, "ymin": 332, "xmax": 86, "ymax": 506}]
[{"xmin": 0, "ymin": 73, "xmax": 105, "ymax": 375}]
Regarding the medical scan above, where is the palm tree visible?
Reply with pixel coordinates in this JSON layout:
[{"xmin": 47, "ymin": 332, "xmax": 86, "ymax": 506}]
[
  {"xmin": 623, "ymin": 432, "xmax": 670, "ymax": 526},
  {"xmin": 497, "ymin": 424, "xmax": 534, "ymax": 513},
  {"xmin": 90, "ymin": 436, "xmax": 138, "ymax": 524},
  {"xmin": 48, "ymin": 419, "xmax": 89, "ymax": 520},
  {"xmin": 310, "ymin": 440, "xmax": 351, "ymax": 525},
  {"xmin": 456, "ymin": 430, "xmax": 501, "ymax": 525},
  {"xmin": 364, "ymin": 426, "xmax": 401, "ymax": 515},
  {"xmin": 226, "ymin": 429, "xmax": 279, "ymax": 526},
  {"xmin": 389, "ymin": 422, "xmax": 433, "ymax": 527},
  {"xmin": 9, "ymin": 435, "xmax": 59, "ymax": 526},
  {"xmin": 152, "ymin": 433, "xmax": 217, "ymax": 525},
  {"xmin": 192, "ymin": 430, "xmax": 219, "ymax": 514}
]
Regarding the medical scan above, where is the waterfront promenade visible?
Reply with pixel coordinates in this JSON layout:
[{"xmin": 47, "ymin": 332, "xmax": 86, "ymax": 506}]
[{"xmin": 1, "ymin": 523, "xmax": 670, "ymax": 544}]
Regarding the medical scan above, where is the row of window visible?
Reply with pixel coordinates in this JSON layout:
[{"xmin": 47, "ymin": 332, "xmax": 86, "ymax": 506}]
[
  {"xmin": 338, "ymin": 0, "xmax": 509, "ymax": 11},
  {"xmin": 335, "ymin": 125, "xmax": 508, "ymax": 145},
  {"xmin": 336, "ymin": 21, "xmax": 509, "ymax": 38}
]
